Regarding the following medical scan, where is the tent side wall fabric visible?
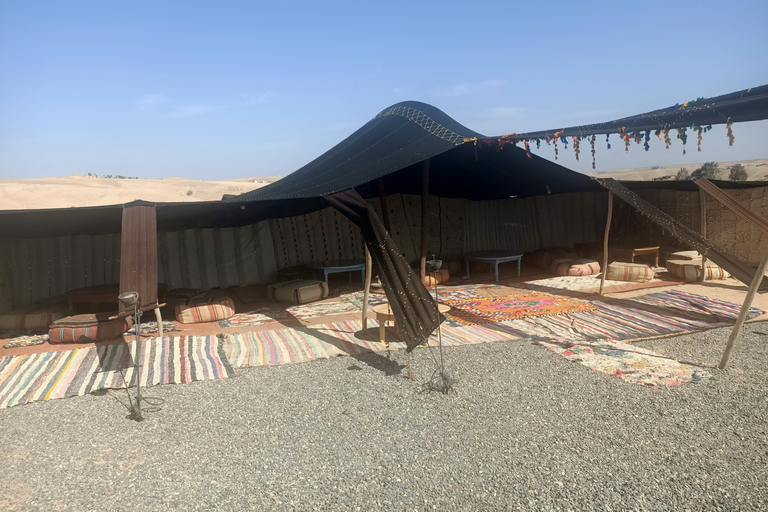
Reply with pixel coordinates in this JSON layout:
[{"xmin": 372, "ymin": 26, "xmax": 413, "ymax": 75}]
[
  {"xmin": 612, "ymin": 186, "xmax": 768, "ymax": 266},
  {"xmin": 0, "ymin": 221, "xmax": 277, "ymax": 311},
  {"xmin": 268, "ymin": 192, "xmax": 610, "ymax": 269}
]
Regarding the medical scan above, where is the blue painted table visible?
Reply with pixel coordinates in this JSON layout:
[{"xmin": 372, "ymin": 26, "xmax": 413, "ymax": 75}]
[
  {"xmin": 309, "ymin": 259, "xmax": 367, "ymax": 286},
  {"xmin": 464, "ymin": 250, "xmax": 523, "ymax": 282}
]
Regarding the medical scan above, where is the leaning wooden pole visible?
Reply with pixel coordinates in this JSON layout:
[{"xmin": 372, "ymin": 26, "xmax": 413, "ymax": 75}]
[
  {"xmin": 599, "ymin": 192, "xmax": 613, "ymax": 295},
  {"xmin": 419, "ymin": 159, "xmax": 430, "ymax": 283},
  {"xmin": 699, "ymin": 188, "xmax": 708, "ymax": 282},
  {"xmin": 362, "ymin": 246, "xmax": 373, "ymax": 329},
  {"xmin": 719, "ymin": 244, "xmax": 768, "ymax": 369}
]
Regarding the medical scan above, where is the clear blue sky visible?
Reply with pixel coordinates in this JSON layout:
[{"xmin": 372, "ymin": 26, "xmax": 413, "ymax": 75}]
[{"xmin": 1, "ymin": 0, "xmax": 767, "ymax": 180}]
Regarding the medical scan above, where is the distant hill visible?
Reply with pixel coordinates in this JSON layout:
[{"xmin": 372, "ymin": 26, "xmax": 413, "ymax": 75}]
[
  {"xmin": 586, "ymin": 158, "xmax": 768, "ymax": 182},
  {"xmin": 0, "ymin": 175, "xmax": 281, "ymax": 210}
]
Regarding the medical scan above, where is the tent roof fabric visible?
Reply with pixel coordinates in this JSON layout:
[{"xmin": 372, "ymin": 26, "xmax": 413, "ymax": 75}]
[
  {"xmin": 232, "ymin": 101, "xmax": 484, "ymax": 202},
  {"xmin": 230, "ymin": 101, "xmax": 609, "ymax": 205},
  {"xmin": 508, "ymin": 84, "xmax": 768, "ymax": 141}
]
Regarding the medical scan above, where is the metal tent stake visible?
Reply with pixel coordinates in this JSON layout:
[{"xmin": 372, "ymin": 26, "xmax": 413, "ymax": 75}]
[{"xmin": 119, "ymin": 291, "xmax": 143, "ymax": 421}]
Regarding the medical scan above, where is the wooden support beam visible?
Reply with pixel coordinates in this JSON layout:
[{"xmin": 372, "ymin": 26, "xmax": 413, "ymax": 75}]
[
  {"xmin": 362, "ymin": 246, "xmax": 372, "ymax": 329},
  {"xmin": 599, "ymin": 192, "xmax": 613, "ymax": 296},
  {"xmin": 154, "ymin": 307, "xmax": 164, "ymax": 338},
  {"xmin": 419, "ymin": 160, "xmax": 430, "ymax": 283},
  {"xmin": 719, "ymin": 244, "xmax": 768, "ymax": 369},
  {"xmin": 377, "ymin": 178, "xmax": 391, "ymax": 233}
]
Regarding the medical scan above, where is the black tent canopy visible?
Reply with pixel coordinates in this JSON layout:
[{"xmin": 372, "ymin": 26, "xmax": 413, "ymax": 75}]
[{"xmin": 228, "ymin": 101, "xmax": 614, "ymax": 351}]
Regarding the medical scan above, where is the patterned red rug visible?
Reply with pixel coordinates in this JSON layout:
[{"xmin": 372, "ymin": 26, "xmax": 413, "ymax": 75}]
[{"xmin": 444, "ymin": 292, "xmax": 596, "ymax": 325}]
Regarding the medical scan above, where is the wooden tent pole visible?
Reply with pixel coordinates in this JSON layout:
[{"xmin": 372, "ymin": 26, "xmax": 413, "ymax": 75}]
[
  {"xmin": 362, "ymin": 246, "xmax": 372, "ymax": 329},
  {"xmin": 700, "ymin": 188, "xmax": 707, "ymax": 282},
  {"xmin": 377, "ymin": 178, "xmax": 391, "ymax": 233},
  {"xmin": 419, "ymin": 160, "xmax": 430, "ymax": 282},
  {"xmin": 719, "ymin": 244, "xmax": 768, "ymax": 369},
  {"xmin": 599, "ymin": 192, "xmax": 613, "ymax": 295}
]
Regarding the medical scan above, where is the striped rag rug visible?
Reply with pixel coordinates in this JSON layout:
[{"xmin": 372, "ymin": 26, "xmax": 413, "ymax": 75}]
[
  {"xmin": 223, "ymin": 319, "xmax": 517, "ymax": 368},
  {"xmin": 477, "ymin": 289, "xmax": 766, "ymax": 342},
  {"xmin": 0, "ymin": 335, "xmax": 235, "ymax": 408}
]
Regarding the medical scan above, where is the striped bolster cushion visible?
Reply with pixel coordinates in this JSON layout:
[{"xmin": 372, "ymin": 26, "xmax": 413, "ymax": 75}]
[
  {"xmin": 553, "ymin": 258, "xmax": 601, "ymax": 277},
  {"xmin": 606, "ymin": 262, "xmax": 655, "ymax": 283},
  {"xmin": 667, "ymin": 260, "xmax": 730, "ymax": 281},
  {"xmin": 0, "ymin": 311, "xmax": 66, "ymax": 330},
  {"xmin": 49, "ymin": 314, "xmax": 132, "ymax": 344},
  {"xmin": 175, "ymin": 294, "xmax": 236, "ymax": 323}
]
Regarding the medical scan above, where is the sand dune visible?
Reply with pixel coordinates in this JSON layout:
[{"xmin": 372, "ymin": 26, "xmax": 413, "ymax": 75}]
[
  {"xmin": 0, "ymin": 175, "xmax": 280, "ymax": 210},
  {"xmin": 3, "ymin": 158, "xmax": 767, "ymax": 212},
  {"xmin": 587, "ymin": 158, "xmax": 768, "ymax": 181}
]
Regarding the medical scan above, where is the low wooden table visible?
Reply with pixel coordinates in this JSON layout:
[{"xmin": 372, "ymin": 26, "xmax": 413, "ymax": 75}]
[
  {"xmin": 612, "ymin": 246, "xmax": 660, "ymax": 267},
  {"xmin": 371, "ymin": 303, "xmax": 450, "ymax": 347},
  {"xmin": 309, "ymin": 259, "xmax": 366, "ymax": 286},
  {"xmin": 464, "ymin": 250, "xmax": 523, "ymax": 282}
]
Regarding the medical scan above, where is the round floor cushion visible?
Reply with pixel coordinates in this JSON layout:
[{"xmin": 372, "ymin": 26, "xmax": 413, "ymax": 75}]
[
  {"xmin": 175, "ymin": 292, "xmax": 236, "ymax": 323},
  {"xmin": 666, "ymin": 259, "xmax": 730, "ymax": 282},
  {"xmin": 49, "ymin": 313, "xmax": 133, "ymax": 344},
  {"xmin": 552, "ymin": 258, "xmax": 601, "ymax": 277},
  {"xmin": 606, "ymin": 261, "xmax": 655, "ymax": 283}
]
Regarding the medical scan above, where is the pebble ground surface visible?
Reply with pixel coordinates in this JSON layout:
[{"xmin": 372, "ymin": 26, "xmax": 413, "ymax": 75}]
[{"xmin": 1, "ymin": 323, "xmax": 767, "ymax": 511}]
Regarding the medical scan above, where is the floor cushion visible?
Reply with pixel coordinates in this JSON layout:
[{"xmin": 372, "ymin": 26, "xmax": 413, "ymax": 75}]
[
  {"xmin": 0, "ymin": 310, "xmax": 66, "ymax": 330},
  {"xmin": 531, "ymin": 248, "xmax": 580, "ymax": 270},
  {"xmin": 423, "ymin": 269, "xmax": 450, "ymax": 287},
  {"xmin": 175, "ymin": 292, "xmax": 236, "ymax": 323},
  {"xmin": 553, "ymin": 258, "xmax": 601, "ymax": 277},
  {"xmin": 267, "ymin": 279, "xmax": 329, "ymax": 304},
  {"xmin": 606, "ymin": 261, "xmax": 655, "ymax": 283},
  {"xmin": 669, "ymin": 250, "xmax": 700, "ymax": 261},
  {"xmin": 49, "ymin": 312, "xmax": 132, "ymax": 344},
  {"xmin": 666, "ymin": 259, "xmax": 730, "ymax": 281}
]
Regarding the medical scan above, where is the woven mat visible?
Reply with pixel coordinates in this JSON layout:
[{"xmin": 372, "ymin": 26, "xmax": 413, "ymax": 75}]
[
  {"xmin": 538, "ymin": 338, "xmax": 711, "ymax": 389},
  {"xmin": 0, "ymin": 335, "xmax": 235, "ymax": 408},
  {"xmin": 219, "ymin": 301, "xmax": 359, "ymax": 328},
  {"xmin": 444, "ymin": 292, "xmax": 596, "ymax": 325},
  {"xmin": 1, "ymin": 331, "xmax": 49, "ymax": 349}
]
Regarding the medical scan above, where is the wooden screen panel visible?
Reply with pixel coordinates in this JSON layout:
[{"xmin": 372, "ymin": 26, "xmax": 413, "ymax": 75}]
[{"xmin": 119, "ymin": 205, "xmax": 158, "ymax": 314}]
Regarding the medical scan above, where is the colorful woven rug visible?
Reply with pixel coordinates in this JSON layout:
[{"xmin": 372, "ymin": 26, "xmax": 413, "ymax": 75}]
[
  {"xmin": 222, "ymin": 319, "xmax": 515, "ymax": 368},
  {"xmin": 525, "ymin": 275, "xmax": 650, "ymax": 291},
  {"xmin": 339, "ymin": 283, "xmax": 505, "ymax": 310},
  {"xmin": 218, "ymin": 301, "xmax": 360, "ymax": 328},
  {"xmin": 479, "ymin": 289, "xmax": 766, "ymax": 342},
  {"xmin": 444, "ymin": 292, "xmax": 596, "ymax": 325},
  {"xmin": 127, "ymin": 320, "xmax": 182, "ymax": 335},
  {"xmin": 1, "ymin": 330, "xmax": 49, "ymax": 349},
  {"xmin": 538, "ymin": 337, "xmax": 712, "ymax": 389},
  {"xmin": 0, "ymin": 335, "xmax": 235, "ymax": 408}
]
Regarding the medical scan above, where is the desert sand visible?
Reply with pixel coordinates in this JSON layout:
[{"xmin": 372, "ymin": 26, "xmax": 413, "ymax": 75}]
[
  {"xmin": 0, "ymin": 175, "xmax": 280, "ymax": 210},
  {"xmin": 587, "ymin": 158, "xmax": 768, "ymax": 181},
  {"xmin": 2, "ymin": 158, "xmax": 767, "ymax": 211}
]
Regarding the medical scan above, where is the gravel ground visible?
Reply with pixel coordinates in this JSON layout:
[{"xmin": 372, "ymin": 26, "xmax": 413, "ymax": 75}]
[{"xmin": 1, "ymin": 323, "xmax": 767, "ymax": 511}]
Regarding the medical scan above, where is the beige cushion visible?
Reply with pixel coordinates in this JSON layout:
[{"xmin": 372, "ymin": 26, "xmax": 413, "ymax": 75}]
[
  {"xmin": 606, "ymin": 261, "xmax": 655, "ymax": 283},
  {"xmin": 267, "ymin": 280, "xmax": 329, "ymax": 304},
  {"xmin": 667, "ymin": 259, "xmax": 729, "ymax": 281}
]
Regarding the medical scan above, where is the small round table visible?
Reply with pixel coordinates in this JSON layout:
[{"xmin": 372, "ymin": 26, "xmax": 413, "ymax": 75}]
[{"xmin": 371, "ymin": 303, "xmax": 451, "ymax": 347}]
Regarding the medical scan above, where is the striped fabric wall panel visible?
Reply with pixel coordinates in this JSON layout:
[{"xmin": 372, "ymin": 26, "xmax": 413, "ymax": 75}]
[
  {"xmin": 16, "ymin": 239, "xmax": 32, "ymax": 307},
  {"xmin": 155, "ymin": 222, "xmax": 277, "ymax": 290},
  {"xmin": 0, "ymin": 233, "xmax": 122, "ymax": 309},
  {"xmin": 220, "ymin": 228, "xmax": 241, "ymax": 289},
  {"xmin": 268, "ymin": 207, "xmax": 364, "ymax": 269}
]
